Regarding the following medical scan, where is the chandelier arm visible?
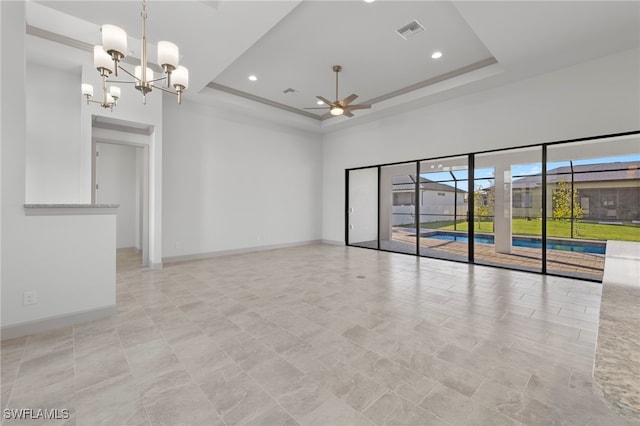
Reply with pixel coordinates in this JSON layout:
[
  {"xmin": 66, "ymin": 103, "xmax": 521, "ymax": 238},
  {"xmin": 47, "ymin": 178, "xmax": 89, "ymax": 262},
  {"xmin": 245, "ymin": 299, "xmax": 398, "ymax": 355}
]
[
  {"xmin": 152, "ymin": 84, "xmax": 179, "ymax": 95},
  {"xmin": 117, "ymin": 65, "xmax": 138, "ymax": 80},
  {"xmin": 106, "ymin": 80, "xmax": 138, "ymax": 84},
  {"xmin": 149, "ymin": 76, "xmax": 169, "ymax": 84},
  {"xmin": 153, "ymin": 83, "xmax": 183, "ymax": 104}
]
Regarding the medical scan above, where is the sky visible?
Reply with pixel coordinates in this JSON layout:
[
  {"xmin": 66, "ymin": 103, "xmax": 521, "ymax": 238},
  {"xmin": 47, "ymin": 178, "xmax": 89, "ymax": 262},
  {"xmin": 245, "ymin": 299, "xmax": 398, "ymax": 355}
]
[{"xmin": 418, "ymin": 153, "xmax": 639, "ymax": 190}]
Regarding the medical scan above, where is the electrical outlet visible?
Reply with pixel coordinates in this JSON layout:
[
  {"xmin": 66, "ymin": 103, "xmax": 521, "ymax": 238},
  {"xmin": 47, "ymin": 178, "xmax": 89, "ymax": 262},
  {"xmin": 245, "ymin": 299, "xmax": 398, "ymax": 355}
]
[
  {"xmin": 174, "ymin": 241, "xmax": 181, "ymax": 249},
  {"xmin": 23, "ymin": 291, "xmax": 37, "ymax": 305}
]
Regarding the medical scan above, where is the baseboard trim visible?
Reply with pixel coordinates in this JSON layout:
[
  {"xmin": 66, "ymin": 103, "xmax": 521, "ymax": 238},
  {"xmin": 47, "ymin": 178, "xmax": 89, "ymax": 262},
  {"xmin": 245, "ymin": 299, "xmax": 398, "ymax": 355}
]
[
  {"xmin": 163, "ymin": 239, "xmax": 324, "ymax": 264},
  {"xmin": 1, "ymin": 305, "xmax": 116, "ymax": 340},
  {"xmin": 149, "ymin": 262, "xmax": 163, "ymax": 270}
]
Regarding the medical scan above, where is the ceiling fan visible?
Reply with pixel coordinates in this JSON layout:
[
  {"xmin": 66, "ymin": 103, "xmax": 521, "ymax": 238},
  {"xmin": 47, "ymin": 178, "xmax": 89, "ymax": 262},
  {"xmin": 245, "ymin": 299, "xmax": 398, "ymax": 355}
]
[{"xmin": 304, "ymin": 65, "xmax": 371, "ymax": 118}]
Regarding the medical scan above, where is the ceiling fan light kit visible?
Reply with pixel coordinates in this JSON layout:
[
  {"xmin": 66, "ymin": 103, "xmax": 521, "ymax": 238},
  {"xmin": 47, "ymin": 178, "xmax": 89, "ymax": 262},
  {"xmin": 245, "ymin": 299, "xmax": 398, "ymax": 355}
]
[
  {"xmin": 330, "ymin": 106, "xmax": 344, "ymax": 116},
  {"xmin": 82, "ymin": 0, "xmax": 189, "ymax": 111},
  {"xmin": 304, "ymin": 65, "xmax": 371, "ymax": 119}
]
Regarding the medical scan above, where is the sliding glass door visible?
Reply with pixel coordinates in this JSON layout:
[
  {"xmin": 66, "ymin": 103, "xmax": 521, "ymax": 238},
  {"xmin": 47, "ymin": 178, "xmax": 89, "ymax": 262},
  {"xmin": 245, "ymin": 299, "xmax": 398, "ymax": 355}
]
[
  {"xmin": 417, "ymin": 156, "xmax": 469, "ymax": 262},
  {"xmin": 546, "ymin": 135, "xmax": 640, "ymax": 280},
  {"xmin": 474, "ymin": 147, "xmax": 543, "ymax": 273},
  {"xmin": 379, "ymin": 162, "xmax": 418, "ymax": 254},
  {"xmin": 347, "ymin": 168, "xmax": 378, "ymax": 249},
  {"xmin": 345, "ymin": 132, "xmax": 640, "ymax": 282}
]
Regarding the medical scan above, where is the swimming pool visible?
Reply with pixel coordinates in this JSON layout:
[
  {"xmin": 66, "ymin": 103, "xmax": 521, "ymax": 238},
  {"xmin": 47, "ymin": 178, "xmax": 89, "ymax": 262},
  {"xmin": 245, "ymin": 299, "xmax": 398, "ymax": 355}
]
[{"xmin": 422, "ymin": 232, "xmax": 606, "ymax": 254}]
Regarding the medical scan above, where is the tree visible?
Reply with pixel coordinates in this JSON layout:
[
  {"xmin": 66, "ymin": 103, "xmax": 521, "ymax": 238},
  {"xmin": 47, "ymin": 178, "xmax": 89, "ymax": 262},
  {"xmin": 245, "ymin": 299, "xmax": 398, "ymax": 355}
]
[
  {"xmin": 552, "ymin": 178, "xmax": 583, "ymax": 220},
  {"xmin": 552, "ymin": 178, "xmax": 584, "ymax": 237},
  {"xmin": 474, "ymin": 184, "xmax": 495, "ymax": 231}
]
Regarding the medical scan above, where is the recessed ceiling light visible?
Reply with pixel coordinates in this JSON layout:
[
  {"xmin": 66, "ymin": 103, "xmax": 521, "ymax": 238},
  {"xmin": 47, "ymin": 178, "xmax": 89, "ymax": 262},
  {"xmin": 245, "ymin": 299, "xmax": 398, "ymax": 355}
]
[
  {"xmin": 317, "ymin": 100, "xmax": 324, "ymax": 105},
  {"xmin": 431, "ymin": 51, "xmax": 443, "ymax": 59},
  {"xmin": 248, "ymin": 75, "xmax": 258, "ymax": 81},
  {"xmin": 364, "ymin": 0, "xmax": 375, "ymax": 3}
]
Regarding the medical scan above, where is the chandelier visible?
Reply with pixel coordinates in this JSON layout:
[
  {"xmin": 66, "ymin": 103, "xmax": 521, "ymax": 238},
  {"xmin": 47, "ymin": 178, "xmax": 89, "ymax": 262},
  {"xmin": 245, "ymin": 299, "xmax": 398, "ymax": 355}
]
[{"xmin": 82, "ymin": 0, "xmax": 189, "ymax": 110}]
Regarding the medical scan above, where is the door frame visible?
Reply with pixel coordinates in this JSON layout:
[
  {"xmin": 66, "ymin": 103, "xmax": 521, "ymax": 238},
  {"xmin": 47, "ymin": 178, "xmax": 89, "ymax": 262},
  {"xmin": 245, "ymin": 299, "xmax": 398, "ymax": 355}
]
[{"xmin": 92, "ymin": 137, "xmax": 151, "ymax": 267}]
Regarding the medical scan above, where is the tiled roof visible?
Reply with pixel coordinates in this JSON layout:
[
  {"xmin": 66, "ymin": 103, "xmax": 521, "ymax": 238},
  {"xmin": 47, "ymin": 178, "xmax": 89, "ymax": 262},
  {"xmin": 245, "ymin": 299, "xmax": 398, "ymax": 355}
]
[{"xmin": 513, "ymin": 161, "xmax": 639, "ymax": 188}]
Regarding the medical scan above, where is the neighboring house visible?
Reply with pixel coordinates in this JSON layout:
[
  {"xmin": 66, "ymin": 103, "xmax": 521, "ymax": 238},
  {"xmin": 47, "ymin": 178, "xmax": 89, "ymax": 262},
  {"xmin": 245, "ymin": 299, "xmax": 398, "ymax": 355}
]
[
  {"xmin": 511, "ymin": 161, "xmax": 640, "ymax": 221},
  {"xmin": 392, "ymin": 176, "xmax": 468, "ymax": 226}
]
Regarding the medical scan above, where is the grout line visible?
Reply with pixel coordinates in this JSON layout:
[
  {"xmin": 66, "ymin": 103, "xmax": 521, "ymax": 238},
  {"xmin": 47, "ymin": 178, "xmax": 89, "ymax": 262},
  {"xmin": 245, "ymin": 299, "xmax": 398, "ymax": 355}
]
[
  {"xmin": 113, "ymin": 289, "xmax": 155, "ymax": 426},
  {"xmin": 1, "ymin": 336, "xmax": 28, "ymax": 420},
  {"xmin": 469, "ymin": 377, "xmax": 487, "ymax": 400},
  {"xmin": 167, "ymin": 276, "xmax": 303, "ymax": 424},
  {"xmin": 139, "ymin": 292, "xmax": 225, "ymax": 425}
]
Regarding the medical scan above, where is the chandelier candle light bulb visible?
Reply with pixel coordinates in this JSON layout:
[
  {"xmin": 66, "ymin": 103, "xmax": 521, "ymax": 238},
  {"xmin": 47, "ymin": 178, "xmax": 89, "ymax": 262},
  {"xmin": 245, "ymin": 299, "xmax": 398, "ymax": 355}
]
[
  {"xmin": 94, "ymin": 46, "xmax": 114, "ymax": 76},
  {"xmin": 101, "ymin": 24, "xmax": 127, "ymax": 76},
  {"xmin": 134, "ymin": 66, "xmax": 155, "ymax": 84},
  {"xmin": 82, "ymin": 83, "xmax": 94, "ymax": 98},
  {"xmin": 172, "ymin": 65, "xmax": 189, "ymax": 104},
  {"xmin": 82, "ymin": 0, "xmax": 188, "ymax": 110},
  {"xmin": 109, "ymin": 86, "xmax": 121, "ymax": 105},
  {"xmin": 158, "ymin": 41, "xmax": 179, "ymax": 86}
]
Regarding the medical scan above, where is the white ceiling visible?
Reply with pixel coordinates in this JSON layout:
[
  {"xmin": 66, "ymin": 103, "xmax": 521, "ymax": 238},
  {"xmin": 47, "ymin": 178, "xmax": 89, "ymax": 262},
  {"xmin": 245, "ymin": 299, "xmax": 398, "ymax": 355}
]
[
  {"xmin": 24, "ymin": 0, "xmax": 640, "ymax": 132},
  {"xmin": 214, "ymin": 1, "xmax": 494, "ymax": 117},
  {"xmin": 30, "ymin": 0, "xmax": 300, "ymax": 92}
]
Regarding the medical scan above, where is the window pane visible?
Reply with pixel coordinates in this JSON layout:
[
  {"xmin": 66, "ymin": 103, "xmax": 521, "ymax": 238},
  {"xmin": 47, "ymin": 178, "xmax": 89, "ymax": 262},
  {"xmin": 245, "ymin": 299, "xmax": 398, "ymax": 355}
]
[
  {"xmin": 348, "ymin": 168, "xmax": 378, "ymax": 248},
  {"xmin": 474, "ymin": 147, "xmax": 543, "ymax": 273},
  {"xmin": 418, "ymin": 156, "xmax": 469, "ymax": 262},
  {"xmin": 380, "ymin": 163, "xmax": 417, "ymax": 255},
  {"xmin": 546, "ymin": 134, "xmax": 640, "ymax": 280}
]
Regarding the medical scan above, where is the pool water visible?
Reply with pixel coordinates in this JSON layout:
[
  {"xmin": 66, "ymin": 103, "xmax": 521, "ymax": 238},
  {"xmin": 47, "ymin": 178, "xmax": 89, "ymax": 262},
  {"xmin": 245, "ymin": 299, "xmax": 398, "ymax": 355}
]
[{"xmin": 424, "ymin": 233, "xmax": 606, "ymax": 255}]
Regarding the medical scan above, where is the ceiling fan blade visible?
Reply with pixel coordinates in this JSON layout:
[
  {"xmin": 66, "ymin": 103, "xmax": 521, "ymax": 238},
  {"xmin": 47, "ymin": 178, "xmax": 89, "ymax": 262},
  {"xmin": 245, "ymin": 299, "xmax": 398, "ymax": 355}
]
[
  {"xmin": 342, "ymin": 110, "xmax": 354, "ymax": 118},
  {"xmin": 316, "ymin": 96, "xmax": 333, "ymax": 106},
  {"xmin": 346, "ymin": 104, "xmax": 371, "ymax": 111},
  {"xmin": 341, "ymin": 94, "xmax": 358, "ymax": 105},
  {"xmin": 303, "ymin": 107, "xmax": 330, "ymax": 110}
]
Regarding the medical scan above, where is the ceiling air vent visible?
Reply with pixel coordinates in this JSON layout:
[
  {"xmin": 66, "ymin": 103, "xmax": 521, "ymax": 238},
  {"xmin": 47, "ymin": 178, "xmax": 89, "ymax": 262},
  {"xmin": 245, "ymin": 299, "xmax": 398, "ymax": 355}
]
[{"xmin": 396, "ymin": 20, "xmax": 425, "ymax": 40}]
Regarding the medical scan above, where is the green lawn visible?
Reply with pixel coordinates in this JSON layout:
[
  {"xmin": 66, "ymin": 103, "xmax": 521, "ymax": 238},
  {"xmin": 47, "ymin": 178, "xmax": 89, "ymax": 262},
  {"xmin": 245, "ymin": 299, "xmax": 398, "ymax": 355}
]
[{"xmin": 411, "ymin": 219, "xmax": 640, "ymax": 242}]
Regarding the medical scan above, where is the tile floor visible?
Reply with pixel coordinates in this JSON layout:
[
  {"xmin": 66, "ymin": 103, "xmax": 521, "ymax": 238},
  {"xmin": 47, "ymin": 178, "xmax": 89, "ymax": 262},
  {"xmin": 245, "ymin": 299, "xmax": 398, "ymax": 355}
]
[{"xmin": 1, "ymin": 244, "xmax": 636, "ymax": 426}]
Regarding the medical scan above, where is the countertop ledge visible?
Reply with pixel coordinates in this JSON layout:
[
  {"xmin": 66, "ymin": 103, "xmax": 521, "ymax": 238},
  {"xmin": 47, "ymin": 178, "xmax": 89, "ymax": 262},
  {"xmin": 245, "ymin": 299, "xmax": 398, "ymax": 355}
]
[
  {"xmin": 593, "ymin": 240, "xmax": 640, "ymax": 420},
  {"xmin": 24, "ymin": 204, "xmax": 119, "ymax": 215}
]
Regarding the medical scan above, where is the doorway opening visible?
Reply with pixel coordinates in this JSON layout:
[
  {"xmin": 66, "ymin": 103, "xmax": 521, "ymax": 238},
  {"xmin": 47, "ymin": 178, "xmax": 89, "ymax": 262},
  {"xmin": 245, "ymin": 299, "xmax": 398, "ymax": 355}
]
[{"xmin": 91, "ymin": 116, "xmax": 152, "ymax": 267}]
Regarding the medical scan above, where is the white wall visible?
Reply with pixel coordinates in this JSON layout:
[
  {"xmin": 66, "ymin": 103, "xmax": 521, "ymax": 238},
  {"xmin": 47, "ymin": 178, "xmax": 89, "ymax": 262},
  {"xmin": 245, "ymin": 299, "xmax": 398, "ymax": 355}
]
[
  {"xmin": 162, "ymin": 98, "xmax": 323, "ymax": 259},
  {"xmin": 25, "ymin": 63, "xmax": 83, "ymax": 203},
  {"xmin": 323, "ymin": 48, "xmax": 640, "ymax": 243},
  {"xmin": 3, "ymin": 213, "xmax": 116, "ymax": 327},
  {"xmin": 2, "ymin": 2, "xmax": 115, "ymax": 331},
  {"xmin": 96, "ymin": 142, "xmax": 139, "ymax": 249}
]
